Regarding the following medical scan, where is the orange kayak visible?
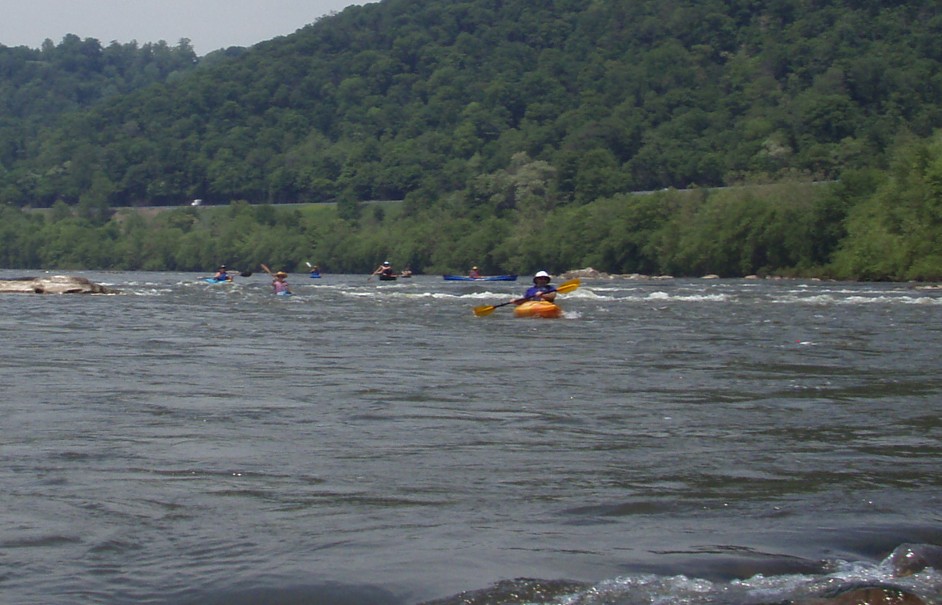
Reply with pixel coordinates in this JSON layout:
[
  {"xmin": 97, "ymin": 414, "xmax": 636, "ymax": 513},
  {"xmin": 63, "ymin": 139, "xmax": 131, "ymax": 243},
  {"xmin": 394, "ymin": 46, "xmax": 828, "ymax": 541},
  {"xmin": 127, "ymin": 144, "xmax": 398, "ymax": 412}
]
[{"xmin": 513, "ymin": 301, "xmax": 563, "ymax": 318}]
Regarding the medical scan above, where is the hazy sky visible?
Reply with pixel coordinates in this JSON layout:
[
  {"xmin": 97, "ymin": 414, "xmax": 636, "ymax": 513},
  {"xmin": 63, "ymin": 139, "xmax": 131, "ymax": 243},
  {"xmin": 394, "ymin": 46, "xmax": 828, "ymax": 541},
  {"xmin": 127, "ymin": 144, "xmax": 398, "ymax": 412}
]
[{"xmin": 0, "ymin": 0, "xmax": 374, "ymax": 56}]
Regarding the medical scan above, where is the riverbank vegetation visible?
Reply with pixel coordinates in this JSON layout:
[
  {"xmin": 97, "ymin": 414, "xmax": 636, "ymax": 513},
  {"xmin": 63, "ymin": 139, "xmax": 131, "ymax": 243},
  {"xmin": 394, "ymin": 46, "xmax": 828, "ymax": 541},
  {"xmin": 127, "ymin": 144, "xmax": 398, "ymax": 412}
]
[
  {"xmin": 2, "ymin": 131, "xmax": 941, "ymax": 280},
  {"xmin": 2, "ymin": 1, "xmax": 942, "ymax": 279}
]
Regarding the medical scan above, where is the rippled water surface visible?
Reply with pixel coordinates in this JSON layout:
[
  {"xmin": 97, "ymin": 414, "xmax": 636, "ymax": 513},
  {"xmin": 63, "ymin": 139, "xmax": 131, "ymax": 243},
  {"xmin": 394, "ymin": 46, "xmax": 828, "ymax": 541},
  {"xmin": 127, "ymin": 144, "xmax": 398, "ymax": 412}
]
[{"xmin": 1, "ymin": 272, "xmax": 941, "ymax": 604}]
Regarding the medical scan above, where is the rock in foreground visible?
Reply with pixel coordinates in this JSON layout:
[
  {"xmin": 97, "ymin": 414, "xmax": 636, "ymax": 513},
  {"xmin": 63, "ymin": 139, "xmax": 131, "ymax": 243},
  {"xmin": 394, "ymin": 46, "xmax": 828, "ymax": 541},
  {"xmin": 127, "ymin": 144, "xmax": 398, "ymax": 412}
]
[{"xmin": 0, "ymin": 275, "xmax": 116, "ymax": 294}]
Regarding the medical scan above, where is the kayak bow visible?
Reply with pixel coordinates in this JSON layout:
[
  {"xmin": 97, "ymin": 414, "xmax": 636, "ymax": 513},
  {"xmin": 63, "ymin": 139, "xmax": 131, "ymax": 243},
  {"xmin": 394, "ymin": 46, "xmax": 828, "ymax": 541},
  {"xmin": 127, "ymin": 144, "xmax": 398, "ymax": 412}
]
[{"xmin": 513, "ymin": 300, "xmax": 563, "ymax": 318}]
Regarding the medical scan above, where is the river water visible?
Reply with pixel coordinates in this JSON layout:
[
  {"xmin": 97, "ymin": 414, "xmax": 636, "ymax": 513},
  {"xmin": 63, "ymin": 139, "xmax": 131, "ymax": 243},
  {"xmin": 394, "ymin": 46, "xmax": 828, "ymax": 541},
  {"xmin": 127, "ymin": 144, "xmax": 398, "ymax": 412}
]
[{"xmin": 1, "ymin": 271, "xmax": 940, "ymax": 605}]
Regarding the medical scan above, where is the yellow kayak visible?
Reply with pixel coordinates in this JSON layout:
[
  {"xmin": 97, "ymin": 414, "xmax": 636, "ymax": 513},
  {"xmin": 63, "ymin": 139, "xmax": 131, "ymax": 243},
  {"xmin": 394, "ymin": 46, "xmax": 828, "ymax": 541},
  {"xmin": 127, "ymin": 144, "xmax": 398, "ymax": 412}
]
[{"xmin": 513, "ymin": 301, "xmax": 563, "ymax": 318}]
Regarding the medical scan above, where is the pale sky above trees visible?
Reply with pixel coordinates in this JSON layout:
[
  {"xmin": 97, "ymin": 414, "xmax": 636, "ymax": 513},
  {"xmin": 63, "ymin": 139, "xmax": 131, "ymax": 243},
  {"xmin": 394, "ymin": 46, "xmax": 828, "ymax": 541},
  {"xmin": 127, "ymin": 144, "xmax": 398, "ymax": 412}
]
[{"xmin": 1, "ymin": 0, "xmax": 374, "ymax": 56}]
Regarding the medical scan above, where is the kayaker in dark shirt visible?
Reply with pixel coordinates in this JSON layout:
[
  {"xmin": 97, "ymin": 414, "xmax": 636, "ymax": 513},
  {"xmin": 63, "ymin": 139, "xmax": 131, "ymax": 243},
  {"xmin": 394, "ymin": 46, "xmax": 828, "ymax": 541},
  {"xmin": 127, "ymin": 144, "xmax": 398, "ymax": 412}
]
[
  {"xmin": 515, "ymin": 271, "xmax": 556, "ymax": 304},
  {"xmin": 372, "ymin": 261, "xmax": 395, "ymax": 278},
  {"xmin": 469, "ymin": 266, "xmax": 482, "ymax": 278},
  {"xmin": 213, "ymin": 265, "xmax": 231, "ymax": 281}
]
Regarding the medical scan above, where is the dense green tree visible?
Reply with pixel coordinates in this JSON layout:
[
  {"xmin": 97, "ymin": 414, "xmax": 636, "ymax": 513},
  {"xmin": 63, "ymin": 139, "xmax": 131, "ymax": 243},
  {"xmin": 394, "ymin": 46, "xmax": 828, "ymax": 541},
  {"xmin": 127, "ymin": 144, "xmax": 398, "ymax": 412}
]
[
  {"xmin": 4, "ymin": 0, "xmax": 942, "ymax": 210},
  {"xmin": 831, "ymin": 133, "xmax": 942, "ymax": 280}
]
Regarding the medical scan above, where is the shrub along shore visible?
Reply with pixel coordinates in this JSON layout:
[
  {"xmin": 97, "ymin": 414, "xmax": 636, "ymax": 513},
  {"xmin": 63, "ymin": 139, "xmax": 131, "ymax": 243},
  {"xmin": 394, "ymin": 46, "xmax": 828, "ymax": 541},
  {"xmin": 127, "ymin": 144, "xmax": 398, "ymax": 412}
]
[{"xmin": 3, "ymin": 137, "xmax": 942, "ymax": 283}]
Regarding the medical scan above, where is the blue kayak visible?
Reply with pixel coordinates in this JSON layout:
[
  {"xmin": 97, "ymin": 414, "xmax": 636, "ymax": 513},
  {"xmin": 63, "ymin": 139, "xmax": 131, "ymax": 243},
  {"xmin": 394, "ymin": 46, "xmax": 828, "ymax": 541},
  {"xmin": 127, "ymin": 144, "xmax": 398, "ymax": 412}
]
[
  {"xmin": 443, "ymin": 274, "xmax": 517, "ymax": 281},
  {"xmin": 202, "ymin": 277, "xmax": 233, "ymax": 284},
  {"xmin": 309, "ymin": 272, "xmax": 321, "ymax": 279}
]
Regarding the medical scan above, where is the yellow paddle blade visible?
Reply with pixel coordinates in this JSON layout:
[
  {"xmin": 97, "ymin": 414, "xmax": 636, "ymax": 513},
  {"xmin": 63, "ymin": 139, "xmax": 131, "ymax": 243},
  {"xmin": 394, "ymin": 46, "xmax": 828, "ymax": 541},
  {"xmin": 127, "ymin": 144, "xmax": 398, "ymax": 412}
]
[
  {"xmin": 473, "ymin": 304, "xmax": 497, "ymax": 317},
  {"xmin": 555, "ymin": 278, "xmax": 581, "ymax": 294}
]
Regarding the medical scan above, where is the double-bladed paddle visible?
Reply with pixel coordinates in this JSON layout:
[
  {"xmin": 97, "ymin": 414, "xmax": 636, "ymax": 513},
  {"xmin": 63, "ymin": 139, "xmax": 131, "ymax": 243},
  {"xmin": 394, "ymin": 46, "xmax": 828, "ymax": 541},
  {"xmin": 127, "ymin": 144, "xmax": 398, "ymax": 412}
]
[
  {"xmin": 473, "ymin": 278, "xmax": 580, "ymax": 317},
  {"xmin": 201, "ymin": 268, "xmax": 252, "ymax": 280}
]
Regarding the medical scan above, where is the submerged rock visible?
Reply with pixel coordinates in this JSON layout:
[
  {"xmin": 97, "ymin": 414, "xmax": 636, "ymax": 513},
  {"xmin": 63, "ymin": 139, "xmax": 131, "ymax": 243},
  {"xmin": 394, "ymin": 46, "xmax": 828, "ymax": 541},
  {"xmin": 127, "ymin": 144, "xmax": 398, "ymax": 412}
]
[
  {"xmin": 562, "ymin": 267, "xmax": 610, "ymax": 279},
  {"xmin": 0, "ymin": 275, "xmax": 116, "ymax": 294},
  {"xmin": 420, "ymin": 578, "xmax": 590, "ymax": 605},
  {"xmin": 800, "ymin": 583, "xmax": 927, "ymax": 605},
  {"xmin": 888, "ymin": 543, "xmax": 942, "ymax": 577}
]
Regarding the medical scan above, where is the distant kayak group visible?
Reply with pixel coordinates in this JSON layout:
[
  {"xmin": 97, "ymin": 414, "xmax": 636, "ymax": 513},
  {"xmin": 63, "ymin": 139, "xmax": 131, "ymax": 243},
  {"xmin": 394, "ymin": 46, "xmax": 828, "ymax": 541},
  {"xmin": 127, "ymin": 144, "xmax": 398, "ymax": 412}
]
[
  {"xmin": 202, "ymin": 263, "xmax": 296, "ymax": 296},
  {"xmin": 204, "ymin": 262, "xmax": 580, "ymax": 317}
]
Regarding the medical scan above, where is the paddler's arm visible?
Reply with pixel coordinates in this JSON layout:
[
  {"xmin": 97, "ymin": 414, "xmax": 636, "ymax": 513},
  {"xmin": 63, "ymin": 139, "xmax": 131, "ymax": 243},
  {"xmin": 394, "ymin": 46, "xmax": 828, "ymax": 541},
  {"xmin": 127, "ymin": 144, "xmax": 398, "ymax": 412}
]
[
  {"xmin": 513, "ymin": 290, "xmax": 542, "ymax": 304},
  {"xmin": 520, "ymin": 288, "xmax": 556, "ymax": 303}
]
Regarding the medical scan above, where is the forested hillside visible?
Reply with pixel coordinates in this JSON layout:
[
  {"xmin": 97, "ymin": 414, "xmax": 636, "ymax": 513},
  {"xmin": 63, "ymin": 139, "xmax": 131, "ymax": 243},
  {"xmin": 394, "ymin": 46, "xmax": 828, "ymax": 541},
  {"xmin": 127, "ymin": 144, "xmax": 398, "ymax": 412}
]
[
  {"xmin": 1, "ymin": 0, "xmax": 942, "ymax": 280},
  {"xmin": 0, "ymin": 36, "xmax": 198, "ymax": 119},
  {"xmin": 0, "ymin": 37, "xmax": 198, "ymax": 194},
  {"xmin": 2, "ymin": 0, "xmax": 941, "ymax": 209}
]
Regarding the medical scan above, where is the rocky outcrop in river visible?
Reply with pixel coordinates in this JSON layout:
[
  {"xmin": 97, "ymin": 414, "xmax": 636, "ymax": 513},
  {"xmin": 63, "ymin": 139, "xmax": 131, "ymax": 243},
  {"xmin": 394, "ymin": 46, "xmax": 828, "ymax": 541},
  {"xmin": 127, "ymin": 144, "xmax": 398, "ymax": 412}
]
[
  {"xmin": 559, "ymin": 267, "xmax": 676, "ymax": 280},
  {"xmin": 0, "ymin": 275, "xmax": 115, "ymax": 294}
]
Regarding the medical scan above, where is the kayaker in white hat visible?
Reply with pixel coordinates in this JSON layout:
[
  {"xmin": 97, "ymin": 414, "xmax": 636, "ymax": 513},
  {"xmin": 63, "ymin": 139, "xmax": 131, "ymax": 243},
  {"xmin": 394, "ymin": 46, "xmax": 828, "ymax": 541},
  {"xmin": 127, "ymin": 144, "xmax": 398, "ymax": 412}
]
[
  {"xmin": 514, "ymin": 270, "xmax": 557, "ymax": 305},
  {"xmin": 372, "ymin": 260, "xmax": 395, "ymax": 279}
]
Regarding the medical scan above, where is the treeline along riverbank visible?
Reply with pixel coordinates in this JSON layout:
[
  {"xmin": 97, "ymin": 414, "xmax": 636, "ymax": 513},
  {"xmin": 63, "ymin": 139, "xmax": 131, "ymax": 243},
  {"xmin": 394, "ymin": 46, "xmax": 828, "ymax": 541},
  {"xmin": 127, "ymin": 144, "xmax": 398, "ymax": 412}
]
[{"xmin": 3, "ymin": 134, "xmax": 942, "ymax": 282}]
